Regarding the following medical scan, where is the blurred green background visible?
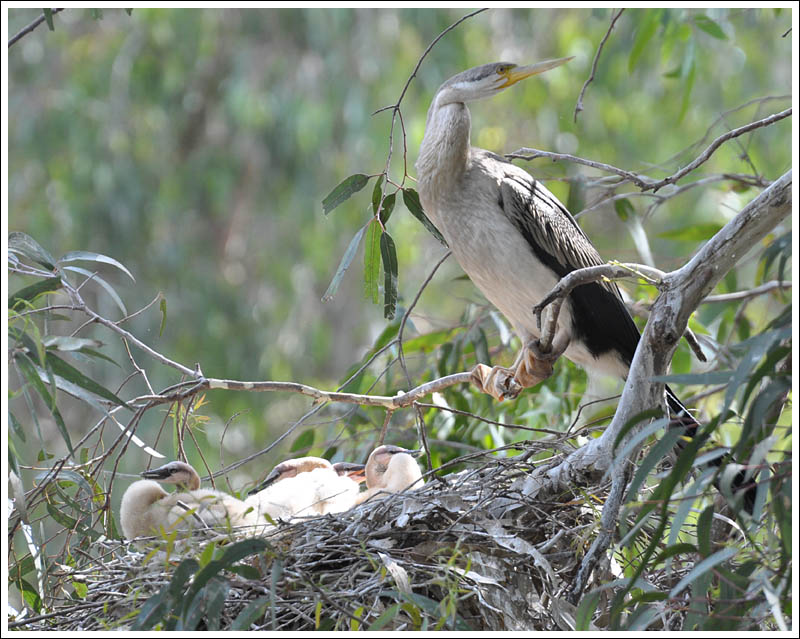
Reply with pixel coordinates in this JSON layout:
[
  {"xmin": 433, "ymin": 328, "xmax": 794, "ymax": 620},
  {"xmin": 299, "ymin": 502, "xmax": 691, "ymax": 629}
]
[{"xmin": 7, "ymin": 7, "xmax": 792, "ymax": 492}]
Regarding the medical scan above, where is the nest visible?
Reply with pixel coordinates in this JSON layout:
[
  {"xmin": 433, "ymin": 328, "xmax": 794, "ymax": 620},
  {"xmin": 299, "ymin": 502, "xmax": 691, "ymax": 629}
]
[{"xmin": 11, "ymin": 454, "xmax": 616, "ymax": 631}]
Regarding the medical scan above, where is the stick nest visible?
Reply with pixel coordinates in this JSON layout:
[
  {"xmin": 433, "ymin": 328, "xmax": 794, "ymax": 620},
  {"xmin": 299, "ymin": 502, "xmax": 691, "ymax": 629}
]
[{"xmin": 12, "ymin": 454, "xmax": 617, "ymax": 631}]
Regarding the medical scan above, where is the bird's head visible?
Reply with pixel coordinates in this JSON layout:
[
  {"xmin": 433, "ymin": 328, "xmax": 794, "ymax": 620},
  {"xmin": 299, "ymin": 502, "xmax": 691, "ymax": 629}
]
[
  {"xmin": 435, "ymin": 57, "xmax": 573, "ymax": 106},
  {"xmin": 332, "ymin": 461, "xmax": 367, "ymax": 484},
  {"xmin": 140, "ymin": 461, "xmax": 200, "ymax": 491},
  {"xmin": 365, "ymin": 445, "xmax": 422, "ymax": 487},
  {"xmin": 248, "ymin": 456, "xmax": 332, "ymax": 495}
]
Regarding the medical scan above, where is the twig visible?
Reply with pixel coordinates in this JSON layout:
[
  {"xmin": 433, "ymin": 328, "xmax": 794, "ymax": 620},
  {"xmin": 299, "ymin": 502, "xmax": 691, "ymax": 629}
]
[
  {"xmin": 8, "ymin": 8, "xmax": 65, "ymax": 48},
  {"xmin": 641, "ymin": 109, "xmax": 792, "ymax": 192},
  {"xmin": 702, "ymin": 280, "xmax": 791, "ymax": 303},
  {"xmin": 574, "ymin": 8, "xmax": 625, "ymax": 123},
  {"xmin": 507, "ymin": 148, "xmax": 651, "ymax": 188}
]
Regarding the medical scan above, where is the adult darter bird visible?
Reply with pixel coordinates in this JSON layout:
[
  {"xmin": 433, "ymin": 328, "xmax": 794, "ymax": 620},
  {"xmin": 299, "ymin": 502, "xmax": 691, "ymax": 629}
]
[
  {"xmin": 415, "ymin": 58, "xmax": 757, "ymax": 511},
  {"xmin": 415, "ymin": 58, "xmax": 692, "ymax": 423}
]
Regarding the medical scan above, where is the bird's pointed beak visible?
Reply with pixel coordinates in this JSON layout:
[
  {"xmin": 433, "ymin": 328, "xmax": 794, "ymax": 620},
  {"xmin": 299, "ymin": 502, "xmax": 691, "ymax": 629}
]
[
  {"xmin": 393, "ymin": 448, "xmax": 423, "ymax": 458},
  {"xmin": 500, "ymin": 56, "xmax": 573, "ymax": 88},
  {"xmin": 140, "ymin": 465, "xmax": 172, "ymax": 481},
  {"xmin": 248, "ymin": 469, "xmax": 281, "ymax": 495}
]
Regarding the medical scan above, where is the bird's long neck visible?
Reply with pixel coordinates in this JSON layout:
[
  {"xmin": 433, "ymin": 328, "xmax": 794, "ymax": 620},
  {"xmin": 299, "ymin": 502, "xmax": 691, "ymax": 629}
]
[{"xmin": 417, "ymin": 98, "xmax": 471, "ymax": 206}]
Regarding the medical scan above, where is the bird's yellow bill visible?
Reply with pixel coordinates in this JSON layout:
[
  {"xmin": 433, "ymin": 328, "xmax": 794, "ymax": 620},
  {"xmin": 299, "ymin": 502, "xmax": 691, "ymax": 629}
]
[{"xmin": 500, "ymin": 56, "xmax": 574, "ymax": 88}]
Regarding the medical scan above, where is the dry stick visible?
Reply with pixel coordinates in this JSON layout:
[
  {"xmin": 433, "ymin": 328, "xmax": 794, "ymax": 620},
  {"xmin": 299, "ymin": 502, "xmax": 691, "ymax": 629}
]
[
  {"xmin": 8, "ymin": 8, "xmax": 65, "ymax": 48},
  {"xmin": 574, "ymin": 8, "xmax": 625, "ymax": 123}
]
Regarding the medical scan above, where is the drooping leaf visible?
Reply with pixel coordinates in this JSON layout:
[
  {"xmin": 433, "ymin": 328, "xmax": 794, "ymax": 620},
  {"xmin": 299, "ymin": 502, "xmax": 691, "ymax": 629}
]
[
  {"xmin": 43, "ymin": 9, "xmax": 55, "ymax": 31},
  {"xmin": 614, "ymin": 198, "xmax": 635, "ymax": 221},
  {"xmin": 90, "ymin": 8, "xmax": 104, "ymax": 19},
  {"xmin": 677, "ymin": 37, "xmax": 696, "ymax": 123},
  {"xmin": 8, "ymin": 232, "xmax": 56, "ymax": 270},
  {"xmin": 159, "ymin": 295, "xmax": 167, "ymax": 336},
  {"xmin": 58, "ymin": 250, "xmax": 135, "ymax": 282},
  {"xmin": 379, "ymin": 192, "xmax": 396, "ymax": 225},
  {"xmin": 629, "ymin": 9, "xmax": 662, "ymax": 73},
  {"xmin": 15, "ymin": 353, "xmax": 73, "ymax": 455},
  {"xmin": 693, "ymin": 14, "xmax": 727, "ymax": 40},
  {"xmin": 402, "ymin": 188, "xmax": 447, "ymax": 246},
  {"xmin": 371, "ymin": 174, "xmax": 385, "ymax": 214},
  {"xmin": 322, "ymin": 224, "xmax": 367, "ymax": 302},
  {"xmin": 322, "ymin": 173, "xmax": 369, "ymax": 215},
  {"xmin": 380, "ymin": 231, "xmax": 398, "ymax": 320},
  {"xmin": 363, "ymin": 219, "xmax": 381, "ymax": 304}
]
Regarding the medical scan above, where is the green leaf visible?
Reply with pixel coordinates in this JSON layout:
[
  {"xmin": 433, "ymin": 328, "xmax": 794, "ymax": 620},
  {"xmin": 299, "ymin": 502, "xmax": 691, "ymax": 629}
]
[
  {"xmin": 629, "ymin": 10, "xmax": 662, "ymax": 73},
  {"xmin": 380, "ymin": 231, "xmax": 398, "ymax": 320},
  {"xmin": 42, "ymin": 336, "xmax": 103, "ymax": 352},
  {"xmin": 58, "ymin": 250, "xmax": 136, "ymax": 282},
  {"xmin": 16, "ymin": 353, "xmax": 73, "ymax": 455},
  {"xmin": 61, "ymin": 266, "xmax": 127, "ymax": 316},
  {"xmin": 231, "ymin": 597, "xmax": 269, "ymax": 630},
  {"xmin": 614, "ymin": 198, "xmax": 635, "ymax": 221},
  {"xmin": 9, "ymin": 411, "xmax": 26, "ymax": 442},
  {"xmin": 693, "ymin": 14, "xmax": 727, "ymax": 40},
  {"xmin": 402, "ymin": 188, "xmax": 447, "ymax": 246},
  {"xmin": 90, "ymin": 8, "xmax": 104, "ymax": 20},
  {"xmin": 696, "ymin": 505, "xmax": 714, "ymax": 557},
  {"xmin": 366, "ymin": 603, "xmax": 401, "ymax": 631},
  {"xmin": 125, "ymin": 9, "xmax": 133, "ymax": 16},
  {"xmin": 379, "ymin": 192, "xmax": 396, "ymax": 225},
  {"xmin": 9, "ymin": 277, "xmax": 63, "ymax": 309},
  {"xmin": 322, "ymin": 173, "xmax": 369, "ymax": 215},
  {"xmin": 8, "ymin": 232, "xmax": 56, "ymax": 270},
  {"xmin": 363, "ymin": 219, "xmax": 381, "ymax": 304},
  {"xmin": 322, "ymin": 224, "xmax": 367, "ymax": 302},
  {"xmin": 45, "ymin": 352, "xmax": 130, "ymax": 410},
  {"xmin": 761, "ymin": 232, "xmax": 791, "ymax": 282},
  {"xmin": 575, "ymin": 590, "xmax": 601, "ymax": 630},
  {"xmin": 20, "ymin": 578, "xmax": 42, "ymax": 614},
  {"xmin": 669, "ymin": 546, "xmax": 738, "ymax": 598},
  {"xmin": 291, "ymin": 429, "xmax": 315, "ymax": 453},
  {"xmin": 43, "ymin": 9, "xmax": 55, "ymax": 31},
  {"xmin": 652, "ymin": 542, "xmax": 697, "ymax": 565},
  {"xmin": 371, "ymin": 174, "xmax": 385, "ymax": 214},
  {"xmin": 657, "ymin": 223, "xmax": 722, "ymax": 241},
  {"xmin": 159, "ymin": 296, "xmax": 167, "ymax": 337},
  {"xmin": 677, "ymin": 37, "xmax": 696, "ymax": 123}
]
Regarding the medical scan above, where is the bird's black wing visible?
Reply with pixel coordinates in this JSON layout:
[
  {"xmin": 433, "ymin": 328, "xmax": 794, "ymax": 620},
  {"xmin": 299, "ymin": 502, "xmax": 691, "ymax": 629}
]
[{"xmin": 497, "ymin": 163, "xmax": 641, "ymax": 365}]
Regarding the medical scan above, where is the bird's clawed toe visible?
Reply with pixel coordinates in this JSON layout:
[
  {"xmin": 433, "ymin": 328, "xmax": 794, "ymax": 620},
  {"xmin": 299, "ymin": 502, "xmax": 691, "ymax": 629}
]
[{"xmin": 470, "ymin": 364, "xmax": 523, "ymax": 401}]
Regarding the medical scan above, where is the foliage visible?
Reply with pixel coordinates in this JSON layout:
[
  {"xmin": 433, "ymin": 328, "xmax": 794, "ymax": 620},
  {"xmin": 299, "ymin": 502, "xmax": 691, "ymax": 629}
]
[{"xmin": 6, "ymin": 6, "xmax": 792, "ymax": 631}]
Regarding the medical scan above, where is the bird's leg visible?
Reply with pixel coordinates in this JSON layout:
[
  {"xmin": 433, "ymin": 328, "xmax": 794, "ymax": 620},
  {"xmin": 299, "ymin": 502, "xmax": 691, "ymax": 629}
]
[{"xmin": 470, "ymin": 332, "xmax": 571, "ymax": 401}]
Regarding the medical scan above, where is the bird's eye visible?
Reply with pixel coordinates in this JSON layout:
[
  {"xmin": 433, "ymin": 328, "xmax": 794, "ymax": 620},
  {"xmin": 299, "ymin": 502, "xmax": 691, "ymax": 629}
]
[{"xmin": 497, "ymin": 64, "xmax": 514, "ymax": 75}]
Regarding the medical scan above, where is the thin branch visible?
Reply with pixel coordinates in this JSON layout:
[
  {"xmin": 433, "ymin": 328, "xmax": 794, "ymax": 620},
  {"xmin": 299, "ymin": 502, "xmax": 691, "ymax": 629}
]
[
  {"xmin": 702, "ymin": 280, "xmax": 791, "ymax": 304},
  {"xmin": 8, "ymin": 8, "xmax": 65, "ymax": 48},
  {"xmin": 574, "ymin": 8, "xmax": 625, "ymax": 123},
  {"xmin": 642, "ymin": 109, "xmax": 791, "ymax": 192},
  {"xmin": 507, "ymin": 148, "xmax": 650, "ymax": 188}
]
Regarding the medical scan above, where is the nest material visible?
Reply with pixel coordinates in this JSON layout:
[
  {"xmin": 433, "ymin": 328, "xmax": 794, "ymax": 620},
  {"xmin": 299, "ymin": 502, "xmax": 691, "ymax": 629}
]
[{"xmin": 12, "ymin": 455, "xmax": 610, "ymax": 631}]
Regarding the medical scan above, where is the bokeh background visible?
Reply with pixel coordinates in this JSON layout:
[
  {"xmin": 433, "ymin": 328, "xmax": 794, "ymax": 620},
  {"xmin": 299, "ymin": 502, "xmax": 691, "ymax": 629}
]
[{"xmin": 7, "ymin": 6, "xmax": 792, "ymax": 506}]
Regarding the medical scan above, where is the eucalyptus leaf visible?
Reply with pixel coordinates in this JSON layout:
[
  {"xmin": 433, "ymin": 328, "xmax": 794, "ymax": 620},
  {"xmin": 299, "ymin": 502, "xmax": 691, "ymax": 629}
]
[
  {"xmin": 380, "ymin": 231, "xmax": 398, "ymax": 320},
  {"xmin": 322, "ymin": 173, "xmax": 369, "ymax": 215},
  {"xmin": 61, "ymin": 266, "xmax": 128, "ymax": 316},
  {"xmin": 8, "ymin": 231, "xmax": 56, "ymax": 270},
  {"xmin": 322, "ymin": 224, "xmax": 367, "ymax": 302},
  {"xmin": 363, "ymin": 219, "xmax": 381, "ymax": 304},
  {"xmin": 58, "ymin": 250, "xmax": 136, "ymax": 282}
]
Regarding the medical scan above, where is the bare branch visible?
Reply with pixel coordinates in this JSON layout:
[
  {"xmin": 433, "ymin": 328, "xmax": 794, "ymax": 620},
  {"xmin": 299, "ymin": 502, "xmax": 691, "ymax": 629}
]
[
  {"xmin": 507, "ymin": 148, "xmax": 650, "ymax": 188},
  {"xmin": 574, "ymin": 8, "xmax": 625, "ymax": 123},
  {"xmin": 642, "ymin": 109, "xmax": 791, "ymax": 192},
  {"xmin": 702, "ymin": 280, "xmax": 791, "ymax": 304}
]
